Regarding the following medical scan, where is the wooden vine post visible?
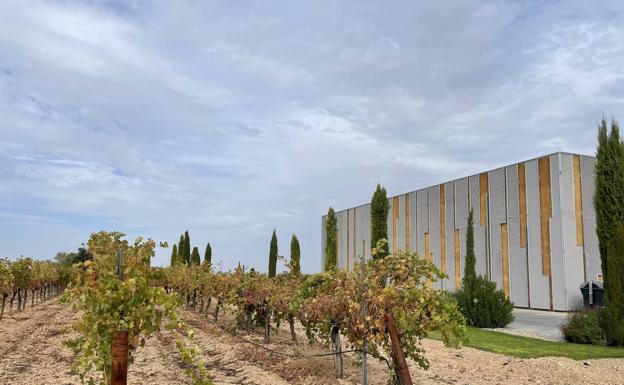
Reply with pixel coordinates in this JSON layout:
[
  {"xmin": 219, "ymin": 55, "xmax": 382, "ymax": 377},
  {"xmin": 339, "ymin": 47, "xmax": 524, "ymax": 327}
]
[
  {"xmin": 384, "ymin": 311, "xmax": 413, "ymax": 385},
  {"xmin": 111, "ymin": 331, "xmax": 129, "ymax": 385},
  {"xmin": 111, "ymin": 250, "xmax": 128, "ymax": 385}
]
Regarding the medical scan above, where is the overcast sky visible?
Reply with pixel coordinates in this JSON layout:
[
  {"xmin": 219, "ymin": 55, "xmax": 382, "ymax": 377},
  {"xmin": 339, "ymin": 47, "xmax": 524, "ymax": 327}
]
[{"xmin": 1, "ymin": 1, "xmax": 623, "ymax": 273}]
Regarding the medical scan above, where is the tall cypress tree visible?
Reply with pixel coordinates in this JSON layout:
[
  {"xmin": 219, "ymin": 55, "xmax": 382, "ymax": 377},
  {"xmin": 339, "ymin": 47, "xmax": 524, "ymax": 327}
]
[
  {"xmin": 268, "ymin": 230, "xmax": 278, "ymax": 278},
  {"xmin": 190, "ymin": 246, "xmax": 201, "ymax": 266},
  {"xmin": 204, "ymin": 243, "xmax": 212, "ymax": 266},
  {"xmin": 463, "ymin": 208, "xmax": 477, "ymax": 289},
  {"xmin": 595, "ymin": 117, "xmax": 624, "ymax": 346},
  {"xmin": 595, "ymin": 117, "xmax": 624, "ymax": 292},
  {"xmin": 371, "ymin": 184, "xmax": 390, "ymax": 259},
  {"xmin": 177, "ymin": 234, "xmax": 185, "ymax": 265},
  {"xmin": 604, "ymin": 224, "xmax": 624, "ymax": 345},
  {"xmin": 170, "ymin": 244, "xmax": 178, "ymax": 266},
  {"xmin": 183, "ymin": 231, "xmax": 191, "ymax": 265},
  {"xmin": 324, "ymin": 207, "xmax": 338, "ymax": 271},
  {"xmin": 290, "ymin": 234, "xmax": 301, "ymax": 276}
]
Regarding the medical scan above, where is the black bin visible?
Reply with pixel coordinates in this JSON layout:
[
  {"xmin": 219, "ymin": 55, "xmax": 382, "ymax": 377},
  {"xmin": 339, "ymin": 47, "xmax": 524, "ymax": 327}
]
[{"xmin": 580, "ymin": 281, "xmax": 604, "ymax": 308}]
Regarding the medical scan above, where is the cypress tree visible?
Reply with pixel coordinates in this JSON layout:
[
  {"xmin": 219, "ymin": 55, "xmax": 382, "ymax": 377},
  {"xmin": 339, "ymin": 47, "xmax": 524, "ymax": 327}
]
[
  {"xmin": 177, "ymin": 234, "xmax": 185, "ymax": 265},
  {"xmin": 184, "ymin": 231, "xmax": 191, "ymax": 265},
  {"xmin": 190, "ymin": 246, "xmax": 201, "ymax": 266},
  {"xmin": 371, "ymin": 184, "xmax": 390, "ymax": 259},
  {"xmin": 170, "ymin": 244, "xmax": 178, "ymax": 266},
  {"xmin": 204, "ymin": 243, "xmax": 212, "ymax": 266},
  {"xmin": 268, "ymin": 230, "xmax": 278, "ymax": 278},
  {"xmin": 595, "ymin": 117, "xmax": 624, "ymax": 291},
  {"xmin": 463, "ymin": 208, "xmax": 477, "ymax": 289},
  {"xmin": 324, "ymin": 207, "xmax": 338, "ymax": 271},
  {"xmin": 603, "ymin": 224, "xmax": 624, "ymax": 345},
  {"xmin": 290, "ymin": 234, "xmax": 301, "ymax": 276}
]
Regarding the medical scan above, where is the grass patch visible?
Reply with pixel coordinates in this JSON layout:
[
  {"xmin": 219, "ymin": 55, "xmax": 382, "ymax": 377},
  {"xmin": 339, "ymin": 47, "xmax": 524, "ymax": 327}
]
[{"xmin": 429, "ymin": 327, "xmax": 624, "ymax": 360}]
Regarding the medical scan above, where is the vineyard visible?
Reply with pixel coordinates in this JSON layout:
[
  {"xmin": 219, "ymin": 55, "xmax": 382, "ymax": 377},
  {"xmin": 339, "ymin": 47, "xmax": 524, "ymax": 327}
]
[
  {"xmin": 0, "ymin": 257, "xmax": 68, "ymax": 319},
  {"xmin": 1, "ymin": 232, "xmax": 623, "ymax": 385}
]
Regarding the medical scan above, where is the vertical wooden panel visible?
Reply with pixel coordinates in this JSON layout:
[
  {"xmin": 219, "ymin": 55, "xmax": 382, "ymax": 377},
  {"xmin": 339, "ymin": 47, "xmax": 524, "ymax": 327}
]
[
  {"xmin": 539, "ymin": 156, "xmax": 553, "ymax": 309},
  {"xmin": 479, "ymin": 173, "xmax": 489, "ymax": 226},
  {"xmin": 573, "ymin": 155, "xmax": 584, "ymax": 246},
  {"xmin": 440, "ymin": 185, "xmax": 446, "ymax": 273},
  {"xmin": 518, "ymin": 163, "xmax": 528, "ymax": 248},
  {"xmin": 362, "ymin": 240, "xmax": 366, "ymax": 259},
  {"xmin": 454, "ymin": 229, "xmax": 461, "ymax": 288},
  {"xmin": 539, "ymin": 156, "xmax": 552, "ymax": 276},
  {"xmin": 405, "ymin": 194, "xmax": 410, "ymax": 251},
  {"xmin": 501, "ymin": 223, "xmax": 510, "ymax": 297},
  {"xmin": 393, "ymin": 196, "xmax": 399, "ymax": 253}
]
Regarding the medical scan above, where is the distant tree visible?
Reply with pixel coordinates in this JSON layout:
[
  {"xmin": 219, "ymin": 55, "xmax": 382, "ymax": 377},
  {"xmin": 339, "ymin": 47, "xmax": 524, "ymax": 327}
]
[
  {"xmin": 204, "ymin": 243, "xmax": 212, "ymax": 266},
  {"xmin": 268, "ymin": 230, "xmax": 278, "ymax": 278},
  {"xmin": 183, "ymin": 231, "xmax": 191, "ymax": 265},
  {"xmin": 177, "ymin": 234, "xmax": 185, "ymax": 265},
  {"xmin": 170, "ymin": 244, "xmax": 178, "ymax": 266},
  {"xmin": 290, "ymin": 234, "xmax": 301, "ymax": 276},
  {"xmin": 54, "ymin": 246, "xmax": 92, "ymax": 266},
  {"xmin": 463, "ymin": 208, "xmax": 477, "ymax": 288},
  {"xmin": 371, "ymin": 184, "xmax": 389, "ymax": 259},
  {"xmin": 190, "ymin": 247, "xmax": 201, "ymax": 266},
  {"xmin": 324, "ymin": 207, "xmax": 338, "ymax": 271}
]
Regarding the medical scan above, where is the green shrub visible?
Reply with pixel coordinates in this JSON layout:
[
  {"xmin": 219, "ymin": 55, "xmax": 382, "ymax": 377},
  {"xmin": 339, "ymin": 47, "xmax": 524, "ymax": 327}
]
[
  {"xmin": 600, "ymin": 306, "xmax": 624, "ymax": 346},
  {"xmin": 561, "ymin": 308, "xmax": 604, "ymax": 345},
  {"xmin": 455, "ymin": 276, "xmax": 514, "ymax": 328}
]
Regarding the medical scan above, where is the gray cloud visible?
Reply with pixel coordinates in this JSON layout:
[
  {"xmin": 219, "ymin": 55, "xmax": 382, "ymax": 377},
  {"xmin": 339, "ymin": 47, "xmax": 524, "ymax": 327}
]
[{"xmin": 1, "ymin": 0, "xmax": 623, "ymax": 272}]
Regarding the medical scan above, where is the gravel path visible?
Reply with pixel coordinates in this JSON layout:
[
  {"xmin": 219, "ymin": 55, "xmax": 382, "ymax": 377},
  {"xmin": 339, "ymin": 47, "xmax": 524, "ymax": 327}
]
[{"xmin": 0, "ymin": 298, "xmax": 622, "ymax": 384}]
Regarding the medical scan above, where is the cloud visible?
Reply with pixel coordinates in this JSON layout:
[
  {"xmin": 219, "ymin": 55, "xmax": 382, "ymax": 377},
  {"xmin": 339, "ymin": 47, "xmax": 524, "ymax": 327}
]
[{"xmin": 1, "ymin": 0, "xmax": 623, "ymax": 272}]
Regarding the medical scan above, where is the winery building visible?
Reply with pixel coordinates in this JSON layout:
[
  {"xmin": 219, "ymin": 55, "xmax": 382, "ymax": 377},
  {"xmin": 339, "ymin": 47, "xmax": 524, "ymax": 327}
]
[{"xmin": 321, "ymin": 152, "xmax": 600, "ymax": 311}]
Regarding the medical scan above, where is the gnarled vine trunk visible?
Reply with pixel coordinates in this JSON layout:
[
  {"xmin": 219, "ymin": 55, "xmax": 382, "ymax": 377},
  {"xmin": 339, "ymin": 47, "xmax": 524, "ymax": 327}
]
[
  {"xmin": 331, "ymin": 325, "xmax": 343, "ymax": 378},
  {"xmin": 288, "ymin": 315, "xmax": 297, "ymax": 344}
]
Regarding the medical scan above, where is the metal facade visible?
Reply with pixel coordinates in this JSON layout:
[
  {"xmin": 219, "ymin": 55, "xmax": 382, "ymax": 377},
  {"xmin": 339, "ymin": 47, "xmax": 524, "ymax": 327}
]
[{"xmin": 322, "ymin": 152, "xmax": 600, "ymax": 311}]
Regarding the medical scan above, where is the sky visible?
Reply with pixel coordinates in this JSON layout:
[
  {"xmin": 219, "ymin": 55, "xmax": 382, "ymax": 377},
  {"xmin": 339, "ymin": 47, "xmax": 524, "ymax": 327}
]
[{"xmin": 1, "ymin": 0, "xmax": 624, "ymax": 273}]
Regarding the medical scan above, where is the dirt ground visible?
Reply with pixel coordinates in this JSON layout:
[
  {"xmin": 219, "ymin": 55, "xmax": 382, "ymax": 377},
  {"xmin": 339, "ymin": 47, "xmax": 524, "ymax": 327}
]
[{"xmin": 0, "ymin": 298, "xmax": 623, "ymax": 385}]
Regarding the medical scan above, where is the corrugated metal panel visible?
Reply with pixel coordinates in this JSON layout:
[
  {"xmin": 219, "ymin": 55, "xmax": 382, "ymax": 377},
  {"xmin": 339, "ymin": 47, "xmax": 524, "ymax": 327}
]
[
  {"xmin": 398, "ymin": 195, "xmax": 406, "ymax": 252},
  {"xmin": 469, "ymin": 175, "xmax": 487, "ymax": 276},
  {"xmin": 429, "ymin": 185, "xmax": 442, "ymax": 290},
  {"xmin": 359, "ymin": 204, "xmax": 371, "ymax": 262},
  {"xmin": 581, "ymin": 156, "xmax": 601, "ymax": 281},
  {"xmin": 337, "ymin": 211, "xmax": 346, "ymax": 270},
  {"xmin": 454, "ymin": 178, "xmax": 469, "ymax": 286},
  {"xmin": 445, "ymin": 181, "xmax": 456, "ymax": 291},
  {"xmin": 489, "ymin": 168, "xmax": 506, "ymax": 290},
  {"xmin": 416, "ymin": 189, "xmax": 429, "ymax": 258},
  {"xmin": 506, "ymin": 165, "xmax": 529, "ymax": 307},
  {"xmin": 409, "ymin": 192, "xmax": 417, "ymax": 252},
  {"xmin": 550, "ymin": 154, "xmax": 566, "ymax": 310},
  {"xmin": 560, "ymin": 154, "xmax": 586, "ymax": 309},
  {"xmin": 526, "ymin": 159, "xmax": 551, "ymax": 309},
  {"xmin": 353, "ymin": 207, "xmax": 362, "ymax": 268}
]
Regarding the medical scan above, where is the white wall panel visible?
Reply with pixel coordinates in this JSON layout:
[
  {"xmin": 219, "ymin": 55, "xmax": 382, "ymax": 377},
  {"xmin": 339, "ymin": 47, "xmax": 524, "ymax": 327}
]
[
  {"xmin": 560, "ymin": 154, "xmax": 585, "ymax": 309},
  {"xmin": 444, "ymin": 181, "xmax": 456, "ymax": 291},
  {"xmin": 526, "ymin": 159, "xmax": 550, "ymax": 309},
  {"xmin": 506, "ymin": 165, "xmax": 529, "ymax": 307},
  {"xmin": 469, "ymin": 175, "xmax": 487, "ymax": 276},
  {"xmin": 428, "ymin": 185, "xmax": 442, "ymax": 290},
  {"xmin": 550, "ymin": 154, "xmax": 566, "ymax": 310}
]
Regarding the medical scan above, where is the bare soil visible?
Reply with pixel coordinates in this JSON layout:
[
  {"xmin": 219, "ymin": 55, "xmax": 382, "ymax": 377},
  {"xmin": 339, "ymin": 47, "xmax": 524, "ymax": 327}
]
[{"xmin": 0, "ymin": 298, "xmax": 622, "ymax": 385}]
